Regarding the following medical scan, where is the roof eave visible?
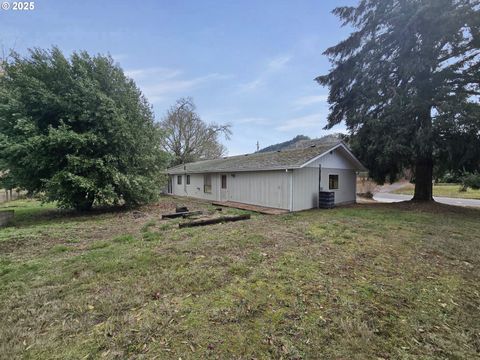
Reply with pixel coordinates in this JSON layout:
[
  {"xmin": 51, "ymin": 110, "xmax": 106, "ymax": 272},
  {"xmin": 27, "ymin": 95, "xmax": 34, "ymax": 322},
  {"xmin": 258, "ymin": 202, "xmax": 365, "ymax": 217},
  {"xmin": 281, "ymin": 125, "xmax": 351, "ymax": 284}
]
[
  {"xmin": 166, "ymin": 166, "xmax": 301, "ymax": 174},
  {"xmin": 299, "ymin": 142, "xmax": 368, "ymax": 172}
]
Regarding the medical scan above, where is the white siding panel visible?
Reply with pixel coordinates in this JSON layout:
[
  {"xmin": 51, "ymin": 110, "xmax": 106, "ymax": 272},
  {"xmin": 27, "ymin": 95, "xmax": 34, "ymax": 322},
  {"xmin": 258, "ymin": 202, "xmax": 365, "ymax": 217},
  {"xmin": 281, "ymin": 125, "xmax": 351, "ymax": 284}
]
[
  {"xmin": 171, "ymin": 171, "xmax": 290, "ymax": 209},
  {"xmin": 304, "ymin": 147, "xmax": 358, "ymax": 170},
  {"xmin": 227, "ymin": 171, "xmax": 290, "ymax": 209},
  {"xmin": 169, "ymin": 147, "xmax": 358, "ymax": 211},
  {"xmin": 292, "ymin": 167, "xmax": 357, "ymax": 210},
  {"xmin": 292, "ymin": 167, "xmax": 319, "ymax": 211},
  {"xmin": 321, "ymin": 168, "xmax": 357, "ymax": 205},
  {"xmin": 171, "ymin": 173, "xmax": 219, "ymax": 201},
  {"xmin": 292, "ymin": 147, "xmax": 358, "ymax": 210}
]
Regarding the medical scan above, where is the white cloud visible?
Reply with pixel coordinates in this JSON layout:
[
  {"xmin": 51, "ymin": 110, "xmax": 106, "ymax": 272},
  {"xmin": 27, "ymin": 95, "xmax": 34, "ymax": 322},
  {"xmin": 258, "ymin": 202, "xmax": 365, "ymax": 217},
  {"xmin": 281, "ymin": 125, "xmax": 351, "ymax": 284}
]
[
  {"xmin": 276, "ymin": 112, "xmax": 348, "ymax": 135},
  {"xmin": 111, "ymin": 53, "xmax": 128, "ymax": 62},
  {"xmin": 239, "ymin": 54, "xmax": 292, "ymax": 92},
  {"xmin": 266, "ymin": 55, "xmax": 291, "ymax": 71},
  {"xmin": 234, "ymin": 117, "xmax": 270, "ymax": 125},
  {"xmin": 293, "ymin": 94, "xmax": 329, "ymax": 109},
  {"xmin": 276, "ymin": 112, "xmax": 326, "ymax": 132},
  {"xmin": 125, "ymin": 67, "xmax": 182, "ymax": 81},
  {"xmin": 126, "ymin": 67, "xmax": 232, "ymax": 104},
  {"xmin": 239, "ymin": 78, "xmax": 264, "ymax": 92}
]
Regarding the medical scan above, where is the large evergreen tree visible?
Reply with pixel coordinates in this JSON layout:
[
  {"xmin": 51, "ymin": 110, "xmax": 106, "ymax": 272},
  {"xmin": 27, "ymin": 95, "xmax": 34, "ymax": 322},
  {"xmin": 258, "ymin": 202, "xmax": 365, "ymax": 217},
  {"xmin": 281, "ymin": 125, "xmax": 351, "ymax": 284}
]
[
  {"xmin": 317, "ymin": 0, "xmax": 480, "ymax": 200},
  {"xmin": 0, "ymin": 47, "xmax": 168, "ymax": 210}
]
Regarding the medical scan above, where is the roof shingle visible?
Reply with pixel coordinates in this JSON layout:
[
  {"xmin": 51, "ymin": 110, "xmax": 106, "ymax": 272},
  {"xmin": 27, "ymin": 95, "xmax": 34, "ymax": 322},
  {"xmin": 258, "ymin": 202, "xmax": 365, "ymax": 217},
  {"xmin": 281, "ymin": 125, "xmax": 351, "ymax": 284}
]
[{"xmin": 167, "ymin": 142, "xmax": 341, "ymax": 174}]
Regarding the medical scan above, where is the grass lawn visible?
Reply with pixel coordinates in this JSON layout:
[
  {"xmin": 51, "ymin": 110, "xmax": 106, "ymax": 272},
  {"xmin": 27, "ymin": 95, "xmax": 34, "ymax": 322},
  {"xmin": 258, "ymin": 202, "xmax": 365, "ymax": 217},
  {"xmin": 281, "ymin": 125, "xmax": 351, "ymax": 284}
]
[
  {"xmin": 1, "ymin": 197, "xmax": 480, "ymax": 358},
  {"xmin": 393, "ymin": 183, "xmax": 480, "ymax": 199}
]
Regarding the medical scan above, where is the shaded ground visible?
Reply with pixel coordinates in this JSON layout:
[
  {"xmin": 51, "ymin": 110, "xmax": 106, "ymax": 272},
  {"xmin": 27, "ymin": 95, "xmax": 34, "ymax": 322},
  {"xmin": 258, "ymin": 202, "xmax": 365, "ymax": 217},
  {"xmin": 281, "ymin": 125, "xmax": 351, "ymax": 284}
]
[{"xmin": 1, "ymin": 198, "xmax": 479, "ymax": 359}]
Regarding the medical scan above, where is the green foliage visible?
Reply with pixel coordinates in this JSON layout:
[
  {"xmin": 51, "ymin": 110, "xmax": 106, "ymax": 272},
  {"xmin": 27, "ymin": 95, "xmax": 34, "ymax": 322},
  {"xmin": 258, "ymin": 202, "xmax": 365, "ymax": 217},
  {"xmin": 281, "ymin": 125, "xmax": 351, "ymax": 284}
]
[
  {"xmin": 462, "ymin": 172, "xmax": 480, "ymax": 190},
  {"xmin": 317, "ymin": 0, "xmax": 480, "ymax": 192},
  {"xmin": 437, "ymin": 172, "xmax": 462, "ymax": 184},
  {"xmin": 434, "ymin": 102, "xmax": 480, "ymax": 177},
  {"xmin": 0, "ymin": 47, "xmax": 168, "ymax": 210}
]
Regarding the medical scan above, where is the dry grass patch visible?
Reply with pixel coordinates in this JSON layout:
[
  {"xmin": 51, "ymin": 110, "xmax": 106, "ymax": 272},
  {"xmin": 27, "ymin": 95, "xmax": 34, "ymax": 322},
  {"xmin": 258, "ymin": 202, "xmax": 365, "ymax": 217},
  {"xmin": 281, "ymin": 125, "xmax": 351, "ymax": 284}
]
[{"xmin": 0, "ymin": 198, "xmax": 479, "ymax": 358}]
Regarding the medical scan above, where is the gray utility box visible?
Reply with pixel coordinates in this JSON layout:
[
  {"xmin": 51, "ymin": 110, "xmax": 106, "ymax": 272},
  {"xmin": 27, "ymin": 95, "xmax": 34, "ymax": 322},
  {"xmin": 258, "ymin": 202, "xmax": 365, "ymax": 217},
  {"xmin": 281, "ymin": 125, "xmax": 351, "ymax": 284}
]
[
  {"xmin": 318, "ymin": 191, "xmax": 335, "ymax": 209},
  {"xmin": 0, "ymin": 210, "xmax": 14, "ymax": 227}
]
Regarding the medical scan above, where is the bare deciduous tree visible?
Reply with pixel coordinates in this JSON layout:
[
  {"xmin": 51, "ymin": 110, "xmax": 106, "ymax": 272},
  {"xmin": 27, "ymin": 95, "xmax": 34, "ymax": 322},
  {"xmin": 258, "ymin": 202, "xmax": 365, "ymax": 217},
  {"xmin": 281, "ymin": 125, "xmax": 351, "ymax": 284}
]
[{"xmin": 159, "ymin": 98, "xmax": 232, "ymax": 166}]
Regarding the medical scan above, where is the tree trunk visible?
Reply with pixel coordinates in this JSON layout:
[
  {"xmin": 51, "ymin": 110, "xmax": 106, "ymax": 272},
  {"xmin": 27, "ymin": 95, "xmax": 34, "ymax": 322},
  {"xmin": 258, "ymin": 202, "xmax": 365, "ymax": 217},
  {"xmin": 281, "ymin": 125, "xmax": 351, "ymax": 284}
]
[
  {"xmin": 74, "ymin": 193, "xmax": 95, "ymax": 211},
  {"xmin": 413, "ymin": 159, "xmax": 433, "ymax": 201},
  {"xmin": 413, "ymin": 95, "xmax": 434, "ymax": 202}
]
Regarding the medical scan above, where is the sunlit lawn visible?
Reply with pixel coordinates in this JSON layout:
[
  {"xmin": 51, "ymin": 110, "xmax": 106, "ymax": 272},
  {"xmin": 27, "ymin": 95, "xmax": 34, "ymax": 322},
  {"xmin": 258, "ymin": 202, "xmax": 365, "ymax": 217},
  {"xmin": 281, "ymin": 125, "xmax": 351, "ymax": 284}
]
[{"xmin": 393, "ymin": 183, "xmax": 480, "ymax": 199}]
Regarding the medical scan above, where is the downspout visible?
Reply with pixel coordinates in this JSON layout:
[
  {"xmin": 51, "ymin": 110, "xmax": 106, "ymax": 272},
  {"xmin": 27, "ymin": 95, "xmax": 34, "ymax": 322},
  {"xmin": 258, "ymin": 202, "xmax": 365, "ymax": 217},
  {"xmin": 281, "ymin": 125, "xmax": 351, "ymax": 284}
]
[
  {"xmin": 183, "ymin": 165, "xmax": 187, "ymax": 195},
  {"xmin": 289, "ymin": 169, "xmax": 294, "ymax": 212},
  {"xmin": 354, "ymin": 171, "xmax": 358, "ymax": 204}
]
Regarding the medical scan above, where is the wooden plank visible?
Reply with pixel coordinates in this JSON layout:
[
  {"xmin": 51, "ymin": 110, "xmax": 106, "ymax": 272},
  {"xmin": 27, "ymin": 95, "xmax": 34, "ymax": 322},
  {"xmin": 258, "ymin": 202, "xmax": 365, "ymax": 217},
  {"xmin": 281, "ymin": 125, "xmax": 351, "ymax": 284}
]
[
  {"xmin": 162, "ymin": 211, "xmax": 202, "ymax": 219},
  {"xmin": 179, "ymin": 214, "xmax": 251, "ymax": 228}
]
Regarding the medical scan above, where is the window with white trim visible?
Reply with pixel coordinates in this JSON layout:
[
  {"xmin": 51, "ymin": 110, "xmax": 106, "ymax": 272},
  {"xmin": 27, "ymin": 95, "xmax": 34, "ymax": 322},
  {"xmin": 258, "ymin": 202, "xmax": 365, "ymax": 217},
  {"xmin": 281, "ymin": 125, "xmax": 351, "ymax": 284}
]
[
  {"xmin": 329, "ymin": 174, "xmax": 339, "ymax": 190},
  {"xmin": 204, "ymin": 174, "xmax": 212, "ymax": 193}
]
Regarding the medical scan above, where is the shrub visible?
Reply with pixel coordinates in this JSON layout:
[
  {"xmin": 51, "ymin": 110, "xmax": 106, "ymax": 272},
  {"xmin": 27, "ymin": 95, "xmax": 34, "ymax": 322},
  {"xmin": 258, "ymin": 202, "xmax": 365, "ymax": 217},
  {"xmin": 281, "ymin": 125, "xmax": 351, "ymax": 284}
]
[
  {"xmin": 0, "ymin": 47, "xmax": 169, "ymax": 210},
  {"xmin": 438, "ymin": 172, "xmax": 462, "ymax": 184},
  {"xmin": 461, "ymin": 172, "xmax": 480, "ymax": 190}
]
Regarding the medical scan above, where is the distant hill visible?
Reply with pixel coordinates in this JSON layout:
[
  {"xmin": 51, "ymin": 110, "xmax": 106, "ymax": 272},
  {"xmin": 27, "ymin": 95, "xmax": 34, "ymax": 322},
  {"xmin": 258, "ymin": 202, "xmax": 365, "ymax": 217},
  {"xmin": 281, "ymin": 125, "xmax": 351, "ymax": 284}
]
[
  {"xmin": 258, "ymin": 134, "xmax": 344, "ymax": 153},
  {"xmin": 257, "ymin": 135, "xmax": 310, "ymax": 153}
]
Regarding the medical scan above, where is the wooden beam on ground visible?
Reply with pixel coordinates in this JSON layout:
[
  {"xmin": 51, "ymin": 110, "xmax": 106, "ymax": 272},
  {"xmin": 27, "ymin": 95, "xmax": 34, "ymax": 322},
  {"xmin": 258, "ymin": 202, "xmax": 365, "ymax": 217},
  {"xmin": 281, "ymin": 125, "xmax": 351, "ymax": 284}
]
[
  {"xmin": 162, "ymin": 211, "xmax": 202, "ymax": 219},
  {"xmin": 179, "ymin": 214, "xmax": 251, "ymax": 228}
]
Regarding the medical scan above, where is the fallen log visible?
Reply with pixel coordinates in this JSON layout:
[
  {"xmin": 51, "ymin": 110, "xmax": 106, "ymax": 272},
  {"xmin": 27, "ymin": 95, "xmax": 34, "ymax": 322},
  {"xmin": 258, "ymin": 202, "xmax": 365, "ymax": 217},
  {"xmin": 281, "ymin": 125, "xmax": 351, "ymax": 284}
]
[
  {"xmin": 179, "ymin": 214, "xmax": 251, "ymax": 228},
  {"xmin": 162, "ymin": 211, "xmax": 202, "ymax": 219}
]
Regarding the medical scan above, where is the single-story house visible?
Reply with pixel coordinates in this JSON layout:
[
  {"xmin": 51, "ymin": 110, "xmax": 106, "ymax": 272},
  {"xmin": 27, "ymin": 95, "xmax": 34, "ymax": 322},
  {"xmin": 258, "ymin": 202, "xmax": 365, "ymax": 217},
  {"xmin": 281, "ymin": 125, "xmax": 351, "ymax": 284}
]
[{"xmin": 165, "ymin": 141, "xmax": 367, "ymax": 212}]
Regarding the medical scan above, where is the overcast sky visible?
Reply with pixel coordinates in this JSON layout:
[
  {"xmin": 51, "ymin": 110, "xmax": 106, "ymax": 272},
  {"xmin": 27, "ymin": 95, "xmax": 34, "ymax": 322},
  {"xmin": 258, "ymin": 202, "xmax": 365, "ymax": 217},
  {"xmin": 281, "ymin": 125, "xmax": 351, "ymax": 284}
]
[{"xmin": 0, "ymin": 0, "xmax": 356, "ymax": 155}]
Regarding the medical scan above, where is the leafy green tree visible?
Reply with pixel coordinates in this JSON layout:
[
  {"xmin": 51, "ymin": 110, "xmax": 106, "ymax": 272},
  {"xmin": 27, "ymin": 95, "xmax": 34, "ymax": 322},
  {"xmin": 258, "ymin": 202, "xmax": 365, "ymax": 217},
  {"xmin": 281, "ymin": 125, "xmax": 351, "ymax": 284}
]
[
  {"xmin": 317, "ymin": 0, "xmax": 480, "ymax": 201},
  {"xmin": 0, "ymin": 47, "xmax": 168, "ymax": 210}
]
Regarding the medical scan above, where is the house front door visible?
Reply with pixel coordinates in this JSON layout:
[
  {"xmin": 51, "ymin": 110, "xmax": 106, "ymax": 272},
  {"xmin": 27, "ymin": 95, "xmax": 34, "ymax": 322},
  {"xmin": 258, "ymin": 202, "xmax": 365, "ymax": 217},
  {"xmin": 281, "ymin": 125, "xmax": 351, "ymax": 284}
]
[{"xmin": 220, "ymin": 174, "xmax": 228, "ymax": 201}]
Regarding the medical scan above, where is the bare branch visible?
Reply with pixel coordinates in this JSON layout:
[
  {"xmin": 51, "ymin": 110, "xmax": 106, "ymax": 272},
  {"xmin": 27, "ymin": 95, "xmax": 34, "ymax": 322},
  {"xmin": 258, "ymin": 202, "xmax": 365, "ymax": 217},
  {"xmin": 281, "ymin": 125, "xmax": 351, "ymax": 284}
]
[{"xmin": 159, "ymin": 98, "xmax": 232, "ymax": 165}]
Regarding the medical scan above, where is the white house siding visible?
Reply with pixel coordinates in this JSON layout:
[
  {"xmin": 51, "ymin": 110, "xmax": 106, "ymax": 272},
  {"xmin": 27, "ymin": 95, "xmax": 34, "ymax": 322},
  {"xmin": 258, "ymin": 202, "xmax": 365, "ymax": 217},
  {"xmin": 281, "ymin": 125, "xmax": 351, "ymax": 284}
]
[
  {"xmin": 222, "ymin": 171, "xmax": 290, "ymax": 210},
  {"xmin": 170, "ymin": 173, "xmax": 219, "ymax": 201},
  {"xmin": 171, "ymin": 171, "xmax": 291, "ymax": 210},
  {"xmin": 308, "ymin": 146, "xmax": 359, "ymax": 170},
  {"xmin": 169, "ymin": 146, "xmax": 360, "ymax": 211},
  {"xmin": 292, "ymin": 147, "xmax": 358, "ymax": 211},
  {"xmin": 321, "ymin": 168, "xmax": 357, "ymax": 205},
  {"xmin": 292, "ymin": 167, "xmax": 319, "ymax": 211}
]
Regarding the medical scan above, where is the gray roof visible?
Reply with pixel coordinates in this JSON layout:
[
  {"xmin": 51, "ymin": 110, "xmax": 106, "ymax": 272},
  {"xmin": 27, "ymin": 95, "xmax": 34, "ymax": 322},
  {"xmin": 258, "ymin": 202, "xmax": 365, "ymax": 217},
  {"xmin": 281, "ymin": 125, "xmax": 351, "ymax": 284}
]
[{"xmin": 167, "ymin": 142, "xmax": 353, "ymax": 174}]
